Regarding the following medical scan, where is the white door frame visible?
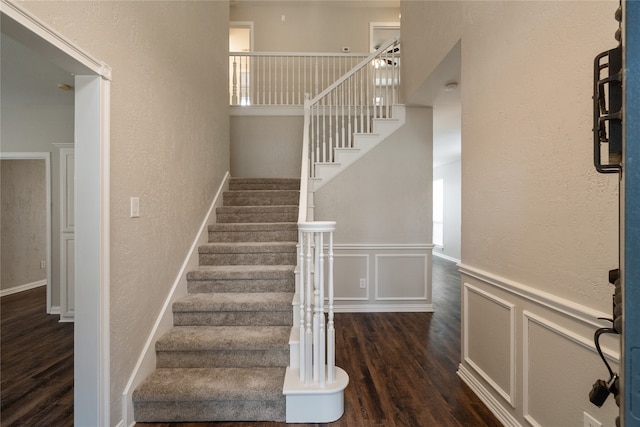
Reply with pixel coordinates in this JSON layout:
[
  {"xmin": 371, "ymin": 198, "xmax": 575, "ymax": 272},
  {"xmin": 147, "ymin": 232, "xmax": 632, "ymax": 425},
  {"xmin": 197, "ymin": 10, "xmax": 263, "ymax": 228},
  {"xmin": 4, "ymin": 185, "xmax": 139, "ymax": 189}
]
[
  {"xmin": 0, "ymin": 2, "xmax": 112, "ymax": 426},
  {"xmin": 0, "ymin": 153, "xmax": 51, "ymax": 307}
]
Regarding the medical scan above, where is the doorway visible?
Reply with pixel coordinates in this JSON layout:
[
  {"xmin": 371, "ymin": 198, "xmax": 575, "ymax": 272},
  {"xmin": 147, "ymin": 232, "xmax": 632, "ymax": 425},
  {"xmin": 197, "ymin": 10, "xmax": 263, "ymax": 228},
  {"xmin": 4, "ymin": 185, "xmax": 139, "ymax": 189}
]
[
  {"xmin": 1, "ymin": 3, "xmax": 111, "ymax": 425},
  {"xmin": 229, "ymin": 21, "xmax": 253, "ymax": 105}
]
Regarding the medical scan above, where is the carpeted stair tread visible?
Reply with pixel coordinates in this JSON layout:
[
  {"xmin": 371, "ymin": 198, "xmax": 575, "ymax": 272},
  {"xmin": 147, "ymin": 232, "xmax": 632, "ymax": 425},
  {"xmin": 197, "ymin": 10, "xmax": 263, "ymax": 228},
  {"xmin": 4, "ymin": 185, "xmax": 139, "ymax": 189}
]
[
  {"xmin": 223, "ymin": 190, "xmax": 299, "ymax": 206},
  {"xmin": 187, "ymin": 265, "xmax": 295, "ymax": 294},
  {"xmin": 187, "ymin": 265, "xmax": 295, "ymax": 280},
  {"xmin": 174, "ymin": 292, "xmax": 294, "ymax": 313},
  {"xmin": 208, "ymin": 222, "xmax": 297, "ymax": 232},
  {"xmin": 208, "ymin": 222, "xmax": 297, "ymax": 243},
  {"xmin": 156, "ymin": 326, "xmax": 290, "ymax": 351},
  {"xmin": 133, "ymin": 367, "xmax": 286, "ymax": 402},
  {"xmin": 199, "ymin": 242, "xmax": 297, "ymax": 254},
  {"xmin": 216, "ymin": 206, "xmax": 298, "ymax": 224},
  {"xmin": 229, "ymin": 178, "xmax": 300, "ymax": 191}
]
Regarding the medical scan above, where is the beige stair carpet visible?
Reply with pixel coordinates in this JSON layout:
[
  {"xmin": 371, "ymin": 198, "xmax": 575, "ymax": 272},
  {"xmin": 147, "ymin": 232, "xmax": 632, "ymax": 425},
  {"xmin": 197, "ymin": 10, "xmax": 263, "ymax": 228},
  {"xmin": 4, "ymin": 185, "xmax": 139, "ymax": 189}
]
[{"xmin": 133, "ymin": 178, "xmax": 299, "ymax": 422}]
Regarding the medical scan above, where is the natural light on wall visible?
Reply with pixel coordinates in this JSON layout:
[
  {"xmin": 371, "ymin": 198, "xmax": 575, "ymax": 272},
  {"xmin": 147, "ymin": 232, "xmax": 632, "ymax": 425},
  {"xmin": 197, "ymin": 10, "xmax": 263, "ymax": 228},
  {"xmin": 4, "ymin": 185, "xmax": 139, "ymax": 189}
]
[{"xmin": 433, "ymin": 179, "xmax": 444, "ymax": 247}]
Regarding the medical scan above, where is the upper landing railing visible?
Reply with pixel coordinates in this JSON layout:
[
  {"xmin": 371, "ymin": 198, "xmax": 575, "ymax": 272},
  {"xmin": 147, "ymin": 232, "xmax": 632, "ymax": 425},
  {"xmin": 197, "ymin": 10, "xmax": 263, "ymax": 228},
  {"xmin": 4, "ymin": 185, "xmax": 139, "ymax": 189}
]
[{"xmin": 229, "ymin": 51, "xmax": 369, "ymax": 106}]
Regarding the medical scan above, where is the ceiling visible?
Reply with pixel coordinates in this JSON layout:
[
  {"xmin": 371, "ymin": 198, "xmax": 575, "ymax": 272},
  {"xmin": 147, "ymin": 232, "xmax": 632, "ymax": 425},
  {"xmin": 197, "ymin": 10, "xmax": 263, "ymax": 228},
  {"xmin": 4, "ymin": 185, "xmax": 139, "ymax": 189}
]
[{"xmin": 1, "ymin": 31, "xmax": 75, "ymax": 107}]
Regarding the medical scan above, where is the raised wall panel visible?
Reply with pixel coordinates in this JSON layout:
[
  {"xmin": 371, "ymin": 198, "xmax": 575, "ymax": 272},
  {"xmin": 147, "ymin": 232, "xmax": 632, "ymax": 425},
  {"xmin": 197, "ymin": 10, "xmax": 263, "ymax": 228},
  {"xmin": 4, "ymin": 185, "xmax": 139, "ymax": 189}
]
[
  {"xmin": 330, "ymin": 244, "xmax": 433, "ymax": 312},
  {"xmin": 375, "ymin": 254, "xmax": 428, "ymax": 300},
  {"xmin": 332, "ymin": 254, "xmax": 369, "ymax": 300},
  {"xmin": 463, "ymin": 283, "xmax": 515, "ymax": 406},
  {"xmin": 523, "ymin": 311, "xmax": 619, "ymax": 427}
]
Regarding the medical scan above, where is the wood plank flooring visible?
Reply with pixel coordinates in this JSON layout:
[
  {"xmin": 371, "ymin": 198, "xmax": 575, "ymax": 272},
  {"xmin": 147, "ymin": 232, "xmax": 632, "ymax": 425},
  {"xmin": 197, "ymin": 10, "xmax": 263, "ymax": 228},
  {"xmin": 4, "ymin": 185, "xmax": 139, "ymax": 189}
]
[
  {"xmin": 0, "ymin": 257, "xmax": 501, "ymax": 427},
  {"xmin": 0, "ymin": 286, "xmax": 74, "ymax": 426}
]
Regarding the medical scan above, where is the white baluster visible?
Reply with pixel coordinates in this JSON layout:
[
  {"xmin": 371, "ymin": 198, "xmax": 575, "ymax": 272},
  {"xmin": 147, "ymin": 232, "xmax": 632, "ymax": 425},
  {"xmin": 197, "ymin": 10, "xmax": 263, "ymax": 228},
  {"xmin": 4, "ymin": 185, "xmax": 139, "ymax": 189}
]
[
  {"xmin": 315, "ymin": 230, "xmax": 326, "ymax": 387},
  {"xmin": 328, "ymin": 99, "xmax": 333, "ymax": 162},
  {"xmin": 322, "ymin": 105, "xmax": 326, "ymax": 162},
  {"xmin": 341, "ymin": 84, "xmax": 345, "ymax": 148},
  {"xmin": 232, "ymin": 57, "xmax": 238, "ymax": 105},
  {"xmin": 304, "ymin": 230, "xmax": 313, "ymax": 385},
  {"xmin": 313, "ymin": 229, "xmax": 320, "ymax": 383},
  {"xmin": 334, "ymin": 90, "xmax": 339, "ymax": 154},
  {"xmin": 327, "ymin": 228, "xmax": 335, "ymax": 383},
  {"xmin": 366, "ymin": 58, "xmax": 371, "ymax": 132}
]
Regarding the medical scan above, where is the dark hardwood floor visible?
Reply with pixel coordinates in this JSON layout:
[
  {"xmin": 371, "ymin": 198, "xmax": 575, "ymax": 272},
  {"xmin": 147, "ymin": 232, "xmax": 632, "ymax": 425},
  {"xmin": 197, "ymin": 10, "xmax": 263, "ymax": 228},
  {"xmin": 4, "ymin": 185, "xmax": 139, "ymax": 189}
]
[
  {"xmin": 0, "ymin": 257, "xmax": 501, "ymax": 427},
  {"xmin": 0, "ymin": 286, "xmax": 74, "ymax": 426}
]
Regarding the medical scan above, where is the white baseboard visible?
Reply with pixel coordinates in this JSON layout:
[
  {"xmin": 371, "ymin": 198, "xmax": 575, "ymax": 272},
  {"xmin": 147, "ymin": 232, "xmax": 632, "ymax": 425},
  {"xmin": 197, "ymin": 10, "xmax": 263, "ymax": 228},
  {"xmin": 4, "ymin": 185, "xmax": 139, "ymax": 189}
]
[
  {"xmin": 49, "ymin": 305, "xmax": 61, "ymax": 315},
  {"xmin": 120, "ymin": 172, "xmax": 229, "ymax": 426},
  {"xmin": 0, "ymin": 279, "xmax": 46, "ymax": 297},
  {"xmin": 457, "ymin": 364, "xmax": 522, "ymax": 427}
]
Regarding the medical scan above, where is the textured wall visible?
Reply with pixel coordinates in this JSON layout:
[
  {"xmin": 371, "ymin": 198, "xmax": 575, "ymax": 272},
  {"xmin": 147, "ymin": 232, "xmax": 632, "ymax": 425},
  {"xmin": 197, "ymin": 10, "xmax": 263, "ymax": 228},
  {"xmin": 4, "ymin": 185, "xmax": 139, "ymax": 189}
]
[
  {"xmin": 231, "ymin": 0, "xmax": 399, "ymax": 52},
  {"xmin": 0, "ymin": 160, "xmax": 47, "ymax": 290},
  {"xmin": 231, "ymin": 115, "xmax": 303, "ymax": 178},
  {"xmin": 18, "ymin": 1, "xmax": 231, "ymax": 423},
  {"xmin": 314, "ymin": 106, "xmax": 432, "ymax": 244},
  {"xmin": 402, "ymin": 0, "xmax": 619, "ymax": 312}
]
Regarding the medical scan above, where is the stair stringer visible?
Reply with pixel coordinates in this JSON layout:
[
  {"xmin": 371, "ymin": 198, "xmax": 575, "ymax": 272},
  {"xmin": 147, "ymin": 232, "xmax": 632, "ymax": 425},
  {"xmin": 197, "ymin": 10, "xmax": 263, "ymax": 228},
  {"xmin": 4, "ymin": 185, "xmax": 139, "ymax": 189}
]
[{"xmin": 311, "ymin": 104, "xmax": 406, "ymax": 192}]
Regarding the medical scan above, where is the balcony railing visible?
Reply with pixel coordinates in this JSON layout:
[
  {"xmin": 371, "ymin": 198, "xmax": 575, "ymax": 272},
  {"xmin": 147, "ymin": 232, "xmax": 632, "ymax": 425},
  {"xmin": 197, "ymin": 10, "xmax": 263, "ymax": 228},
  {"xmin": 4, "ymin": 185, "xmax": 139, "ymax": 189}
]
[{"xmin": 229, "ymin": 52, "xmax": 368, "ymax": 106}]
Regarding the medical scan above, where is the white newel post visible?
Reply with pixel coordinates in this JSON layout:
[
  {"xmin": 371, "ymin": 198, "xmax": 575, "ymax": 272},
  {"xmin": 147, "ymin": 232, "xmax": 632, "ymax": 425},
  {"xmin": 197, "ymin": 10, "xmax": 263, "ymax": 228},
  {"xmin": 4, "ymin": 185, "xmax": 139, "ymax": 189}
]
[{"xmin": 297, "ymin": 221, "xmax": 336, "ymax": 386}]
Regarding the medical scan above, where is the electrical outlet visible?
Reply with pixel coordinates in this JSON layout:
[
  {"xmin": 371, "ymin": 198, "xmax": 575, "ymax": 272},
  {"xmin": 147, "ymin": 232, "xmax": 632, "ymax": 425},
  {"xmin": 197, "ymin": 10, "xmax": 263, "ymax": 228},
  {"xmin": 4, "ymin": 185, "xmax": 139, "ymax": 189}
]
[
  {"xmin": 584, "ymin": 412, "xmax": 602, "ymax": 427},
  {"xmin": 40, "ymin": 260, "xmax": 46, "ymax": 269},
  {"xmin": 359, "ymin": 278, "xmax": 366, "ymax": 289}
]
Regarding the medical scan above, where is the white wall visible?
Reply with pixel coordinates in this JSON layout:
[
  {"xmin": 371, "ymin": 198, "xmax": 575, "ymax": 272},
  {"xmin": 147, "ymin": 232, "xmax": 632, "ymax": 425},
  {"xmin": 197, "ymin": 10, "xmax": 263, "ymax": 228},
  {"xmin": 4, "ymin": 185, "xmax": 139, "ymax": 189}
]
[
  {"xmin": 18, "ymin": 1, "xmax": 231, "ymax": 424},
  {"xmin": 433, "ymin": 159, "xmax": 461, "ymax": 262},
  {"xmin": 314, "ymin": 106, "xmax": 433, "ymax": 311},
  {"xmin": 402, "ymin": 1, "xmax": 620, "ymax": 425}
]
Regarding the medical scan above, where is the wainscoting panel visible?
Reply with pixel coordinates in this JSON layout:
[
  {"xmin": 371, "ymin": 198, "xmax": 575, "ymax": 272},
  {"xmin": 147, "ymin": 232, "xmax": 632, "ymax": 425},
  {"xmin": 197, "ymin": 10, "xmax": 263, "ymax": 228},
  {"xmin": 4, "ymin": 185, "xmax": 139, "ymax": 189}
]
[
  {"xmin": 458, "ymin": 264, "xmax": 620, "ymax": 427},
  {"xmin": 463, "ymin": 283, "xmax": 515, "ymax": 407},
  {"xmin": 523, "ymin": 311, "xmax": 620, "ymax": 427},
  {"xmin": 375, "ymin": 254, "xmax": 428, "ymax": 300},
  {"xmin": 333, "ymin": 254, "xmax": 369, "ymax": 300},
  {"xmin": 331, "ymin": 244, "xmax": 433, "ymax": 312}
]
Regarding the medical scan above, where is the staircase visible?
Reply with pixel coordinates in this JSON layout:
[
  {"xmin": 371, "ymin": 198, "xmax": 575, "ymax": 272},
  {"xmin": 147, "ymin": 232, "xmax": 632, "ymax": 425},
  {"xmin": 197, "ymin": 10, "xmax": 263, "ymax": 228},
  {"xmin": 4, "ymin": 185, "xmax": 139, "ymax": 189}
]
[
  {"xmin": 133, "ymin": 177, "xmax": 300, "ymax": 422},
  {"xmin": 310, "ymin": 105, "xmax": 406, "ymax": 191}
]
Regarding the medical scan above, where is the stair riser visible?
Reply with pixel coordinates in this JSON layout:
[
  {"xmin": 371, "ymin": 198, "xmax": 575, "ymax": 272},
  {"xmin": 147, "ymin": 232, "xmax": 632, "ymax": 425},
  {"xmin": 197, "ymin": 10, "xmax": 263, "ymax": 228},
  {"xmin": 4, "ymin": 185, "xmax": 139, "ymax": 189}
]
[
  {"xmin": 223, "ymin": 193, "xmax": 299, "ymax": 206},
  {"xmin": 187, "ymin": 279, "xmax": 294, "ymax": 294},
  {"xmin": 229, "ymin": 179, "xmax": 300, "ymax": 192},
  {"xmin": 173, "ymin": 311, "xmax": 292, "ymax": 327},
  {"xmin": 134, "ymin": 400, "xmax": 286, "ymax": 423},
  {"xmin": 199, "ymin": 253, "xmax": 297, "ymax": 266},
  {"xmin": 156, "ymin": 350, "xmax": 289, "ymax": 368},
  {"xmin": 216, "ymin": 212, "xmax": 298, "ymax": 223},
  {"xmin": 208, "ymin": 230, "xmax": 297, "ymax": 243}
]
